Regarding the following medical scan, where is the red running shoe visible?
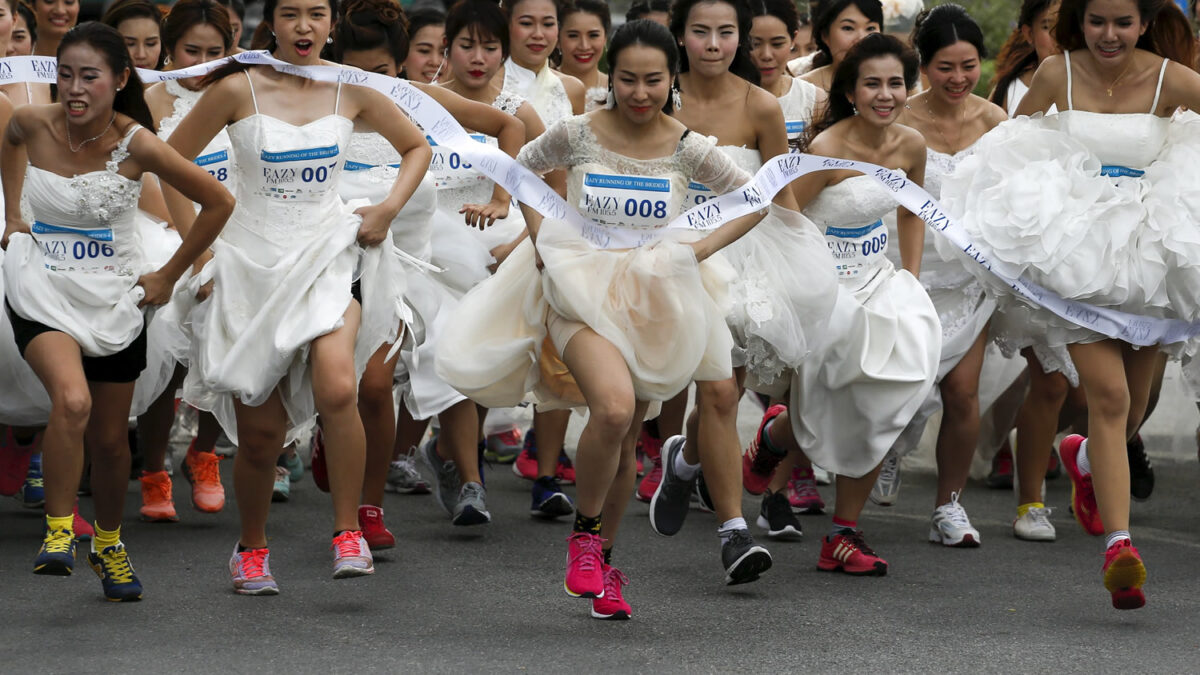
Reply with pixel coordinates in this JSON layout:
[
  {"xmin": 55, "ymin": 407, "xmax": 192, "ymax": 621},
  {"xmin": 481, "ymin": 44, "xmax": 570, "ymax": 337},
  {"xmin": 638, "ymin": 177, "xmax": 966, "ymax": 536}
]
[
  {"xmin": 0, "ymin": 427, "xmax": 37, "ymax": 496},
  {"xmin": 591, "ymin": 564, "xmax": 631, "ymax": 620},
  {"xmin": 1059, "ymin": 435, "xmax": 1103, "ymax": 536},
  {"xmin": 555, "ymin": 452, "xmax": 576, "ymax": 485},
  {"xmin": 635, "ymin": 431, "xmax": 663, "ymax": 503},
  {"xmin": 564, "ymin": 532, "xmax": 605, "ymax": 598},
  {"xmin": 818, "ymin": 530, "xmax": 888, "ymax": 576},
  {"xmin": 311, "ymin": 427, "xmax": 329, "ymax": 493},
  {"xmin": 358, "ymin": 505, "xmax": 396, "ymax": 550},
  {"xmin": 1103, "ymin": 539, "xmax": 1146, "ymax": 610},
  {"xmin": 512, "ymin": 430, "xmax": 538, "ymax": 481},
  {"xmin": 73, "ymin": 502, "xmax": 94, "ymax": 541},
  {"xmin": 742, "ymin": 404, "xmax": 788, "ymax": 496}
]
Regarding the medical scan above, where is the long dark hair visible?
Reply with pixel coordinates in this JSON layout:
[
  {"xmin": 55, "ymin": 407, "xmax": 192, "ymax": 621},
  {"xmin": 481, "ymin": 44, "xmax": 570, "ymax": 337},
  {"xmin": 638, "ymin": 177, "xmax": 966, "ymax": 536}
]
[
  {"xmin": 752, "ymin": 0, "xmax": 800, "ymax": 36},
  {"xmin": 100, "ymin": 0, "xmax": 166, "ymax": 69},
  {"xmin": 333, "ymin": 0, "xmax": 408, "ymax": 63},
  {"xmin": 445, "ymin": 0, "xmax": 509, "ymax": 58},
  {"xmin": 798, "ymin": 32, "xmax": 917, "ymax": 151},
  {"xmin": 561, "ymin": 0, "xmax": 610, "ymax": 35},
  {"xmin": 989, "ymin": 0, "xmax": 1056, "ymax": 106},
  {"xmin": 607, "ymin": 18, "xmax": 680, "ymax": 114},
  {"xmin": 811, "ymin": 0, "xmax": 883, "ymax": 68},
  {"xmin": 669, "ymin": 0, "xmax": 760, "ymax": 85},
  {"xmin": 58, "ymin": 22, "xmax": 156, "ymax": 131},
  {"xmin": 204, "ymin": 0, "xmax": 341, "ymax": 83},
  {"xmin": 162, "ymin": 0, "xmax": 233, "ymax": 55},
  {"xmin": 626, "ymin": 0, "xmax": 669, "ymax": 23},
  {"xmin": 911, "ymin": 3, "xmax": 986, "ymax": 65},
  {"xmin": 16, "ymin": 1, "xmax": 37, "ymax": 46},
  {"xmin": 1056, "ymin": 0, "xmax": 1195, "ymax": 67}
]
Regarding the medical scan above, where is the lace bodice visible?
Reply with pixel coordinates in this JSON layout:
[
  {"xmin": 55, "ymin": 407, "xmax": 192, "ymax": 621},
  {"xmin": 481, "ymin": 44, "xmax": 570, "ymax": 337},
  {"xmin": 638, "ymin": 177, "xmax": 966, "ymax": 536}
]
[
  {"xmin": 584, "ymin": 85, "xmax": 607, "ymax": 112},
  {"xmin": 804, "ymin": 174, "xmax": 899, "ymax": 228},
  {"xmin": 158, "ymin": 79, "xmax": 201, "ymax": 139},
  {"xmin": 159, "ymin": 79, "xmax": 236, "ymax": 191},
  {"xmin": 437, "ymin": 91, "xmax": 526, "ymax": 208},
  {"xmin": 346, "ymin": 131, "xmax": 401, "ymax": 170},
  {"xmin": 25, "ymin": 126, "xmax": 144, "ymax": 276},
  {"xmin": 517, "ymin": 117, "xmax": 748, "ymax": 231},
  {"xmin": 503, "ymin": 58, "xmax": 573, "ymax": 128}
]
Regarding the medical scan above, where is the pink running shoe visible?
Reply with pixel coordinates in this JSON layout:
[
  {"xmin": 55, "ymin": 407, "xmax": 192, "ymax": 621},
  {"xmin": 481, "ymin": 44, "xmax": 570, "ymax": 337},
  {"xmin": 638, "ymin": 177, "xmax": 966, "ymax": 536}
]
[
  {"xmin": 787, "ymin": 467, "xmax": 826, "ymax": 514},
  {"xmin": 331, "ymin": 530, "xmax": 375, "ymax": 579},
  {"xmin": 591, "ymin": 565, "xmax": 631, "ymax": 620},
  {"xmin": 743, "ymin": 404, "xmax": 788, "ymax": 496},
  {"xmin": 635, "ymin": 432, "xmax": 663, "ymax": 503},
  {"xmin": 229, "ymin": 545, "xmax": 280, "ymax": 595},
  {"xmin": 1060, "ymin": 435, "xmax": 1104, "ymax": 536},
  {"xmin": 72, "ymin": 503, "xmax": 95, "ymax": 541},
  {"xmin": 564, "ymin": 532, "xmax": 605, "ymax": 598},
  {"xmin": 0, "ymin": 427, "xmax": 37, "ymax": 496},
  {"xmin": 1103, "ymin": 539, "xmax": 1146, "ymax": 610}
]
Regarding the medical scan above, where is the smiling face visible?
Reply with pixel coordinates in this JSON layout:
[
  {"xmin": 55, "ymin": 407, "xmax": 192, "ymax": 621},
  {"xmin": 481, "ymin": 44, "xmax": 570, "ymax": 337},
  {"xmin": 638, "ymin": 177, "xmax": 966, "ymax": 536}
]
[
  {"xmin": 848, "ymin": 54, "xmax": 906, "ymax": 126},
  {"xmin": 9, "ymin": 11, "xmax": 32, "ymax": 55},
  {"xmin": 750, "ymin": 14, "xmax": 794, "ymax": 89},
  {"xmin": 36, "ymin": 0, "xmax": 78, "ymax": 42},
  {"xmin": 447, "ymin": 25, "xmax": 504, "ymax": 89},
  {"xmin": 342, "ymin": 45, "xmax": 398, "ymax": 78},
  {"xmin": 508, "ymin": 0, "xmax": 558, "ymax": 70},
  {"xmin": 823, "ymin": 4, "xmax": 879, "ymax": 66},
  {"xmin": 403, "ymin": 23, "xmax": 444, "ymax": 83},
  {"xmin": 681, "ymin": 1, "xmax": 739, "ymax": 79},
  {"xmin": 268, "ymin": 0, "xmax": 332, "ymax": 63},
  {"xmin": 1080, "ymin": 0, "xmax": 1146, "ymax": 65},
  {"xmin": 612, "ymin": 43, "xmax": 671, "ymax": 124},
  {"xmin": 559, "ymin": 11, "xmax": 606, "ymax": 73},
  {"xmin": 170, "ymin": 22, "xmax": 228, "ymax": 70},
  {"xmin": 117, "ymin": 16, "xmax": 161, "ymax": 70},
  {"xmin": 922, "ymin": 40, "xmax": 980, "ymax": 105},
  {"xmin": 58, "ymin": 42, "xmax": 128, "ymax": 126}
]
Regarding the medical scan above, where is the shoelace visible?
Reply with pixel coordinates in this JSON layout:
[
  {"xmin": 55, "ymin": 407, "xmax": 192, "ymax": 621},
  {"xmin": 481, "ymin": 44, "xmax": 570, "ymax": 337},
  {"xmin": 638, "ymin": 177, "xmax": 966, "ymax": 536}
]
[
  {"xmin": 460, "ymin": 482, "xmax": 485, "ymax": 502},
  {"xmin": 567, "ymin": 533, "xmax": 605, "ymax": 573},
  {"xmin": 26, "ymin": 477, "xmax": 44, "ymax": 488},
  {"xmin": 144, "ymin": 475, "xmax": 172, "ymax": 501},
  {"xmin": 1027, "ymin": 506, "xmax": 1053, "ymax": 528},
  {"xmin": 44, "ymin": 528, "xmax": 74, "ymax": 553},
  {"xmin": 97, "ymin": 545, "xmax": 136, "ymax": 584},
  {"xmin": 843, "ymin": 530, "xmax": 877, "ymax": 556},
  {"xmin": 393, "ymin": 453, "xmax": 423, "ymax": 482},
  {"xmin": 332, "ymin": 531, "xmax": 364, "ymax": 558},
  {"xmin": 878, "ymin": 454, "xmax": 899, "ymax": 484},
  {"xmin": 604, "ymin": 566, "xmax": 630, "ymax": 595},
  {"xmin": 189, "ymin": 452, "xmax": 221, "ymax": 483},
  {"xmin": 939, "ymin": 493, "xmax": 972, "ymax": 528},
  {"xmin": 791, "ymin": 475, "xmax": 820, "ymax": 500},
  {"xmin": 237, "ymin": 548, "xmax": 270, "ymax": 579}
]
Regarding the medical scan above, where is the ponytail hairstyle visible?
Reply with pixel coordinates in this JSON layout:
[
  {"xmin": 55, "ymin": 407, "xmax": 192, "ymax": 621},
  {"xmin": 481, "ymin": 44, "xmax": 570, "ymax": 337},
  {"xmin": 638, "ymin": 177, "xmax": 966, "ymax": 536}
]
[
  {"xmin": 445, "ymin": 0, "xmax": 509, "ymax": 58},
  {"xmin": 1056, "ymin": 0, "xmax": 1195, "ymax": 67},
  {"xmin": 752, "ymin": 0, "xmax": 801, "ymax": 37},
  {"xmin": 333, "ymin": 0, "xmax": 408, "ymax": 63},
  {"xmin": 162, "ymin": 0, "xmax": 234, "ymax": 56},
  {"xmin": 989, "ymin": 0, "xmax": 1056, "ymax": 106},
  {"xmin": 811, "ymin": 0, "xmax": 883, "ymax": 68},
  {"xmin": 100, "ymin": 0, "xmax": 166, "ymax": 69},
  {"xmin": 204, "ymin": 0, "xmax": 341, "ymax": 83},
  {"xmin": 911, "ymin": 3, "xmax": 986, "ymax": 66},
  {"xmin": 58, "ymin": 22, "xmax": 156, "ymax": 131},
  {"xmin": 798, "ymin": 32, "xmax": 917, "ymax": 151},
  {"xmin": 606, "ymin": 18, "xmax": 680, "ymax": 113},
  {"xmin": 669, "ymin": 0, "xmax": 761, "ymax": 85}
]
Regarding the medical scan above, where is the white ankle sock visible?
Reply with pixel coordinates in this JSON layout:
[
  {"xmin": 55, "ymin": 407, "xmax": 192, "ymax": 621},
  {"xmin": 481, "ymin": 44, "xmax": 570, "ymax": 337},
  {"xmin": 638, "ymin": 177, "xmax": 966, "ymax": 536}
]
[
  {"xmin": 1076, "ymin": 439, "xmax": 1092, "ymax": 475},
  {"xmin": 673, "ymin": 448, "xmax": 701, "ymax": 481},
  {"xmin": 1105, "ymin": 530, "xmax": 1131, "ymax": 549},
  {"xmin": 717, "ymin": 517, "xmax": 747, "ymax": 543}
]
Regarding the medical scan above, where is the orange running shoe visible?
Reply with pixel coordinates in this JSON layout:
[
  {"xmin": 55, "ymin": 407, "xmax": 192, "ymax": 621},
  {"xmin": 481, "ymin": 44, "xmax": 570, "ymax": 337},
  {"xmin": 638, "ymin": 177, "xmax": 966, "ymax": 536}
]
[
  {"xmin": 183, "ymin": 445, "xmax": 225, "ymax": 513},
  {"xmin": 139, "ymin": 470, "xmax": 178, "ymax": 522}
]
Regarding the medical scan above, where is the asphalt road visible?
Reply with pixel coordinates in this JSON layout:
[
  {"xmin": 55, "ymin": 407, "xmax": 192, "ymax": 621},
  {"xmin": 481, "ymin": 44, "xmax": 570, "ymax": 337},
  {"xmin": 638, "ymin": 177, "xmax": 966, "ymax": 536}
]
[{"xmin": 3, "ymin": 433, "xmax": 1199, "ymax": 673}]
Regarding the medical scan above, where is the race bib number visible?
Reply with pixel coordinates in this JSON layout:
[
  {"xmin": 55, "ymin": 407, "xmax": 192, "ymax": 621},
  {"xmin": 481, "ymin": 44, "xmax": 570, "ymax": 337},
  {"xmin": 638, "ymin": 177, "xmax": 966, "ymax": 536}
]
[
  {"xmin": 825, "ymin": 219, "xmax": 887, "ymax": 280},
  {"xmin": 258, "ymin": 144, "xmax": 340, "ymax": 201},
  {"xmin": 32, "ymin": 221, "xmax": 118, "ymax": 274},
  {"xmin": 683, "ymin": 181, "xmax": 713, "ymax": 209},
  {"xmin": 579, "ymin": 173, "xmax": 671, "ymax": 230},
  {"xmin": 196, "ymin": 148, "xmax": 230, "ymax": 184},
  {"xmin": 785, "ymin": 120, "xmax": 806, "ymax": 142},
  {"xmin": 429, "ymin": 134, "xmax": 494, "ymax": 189}
]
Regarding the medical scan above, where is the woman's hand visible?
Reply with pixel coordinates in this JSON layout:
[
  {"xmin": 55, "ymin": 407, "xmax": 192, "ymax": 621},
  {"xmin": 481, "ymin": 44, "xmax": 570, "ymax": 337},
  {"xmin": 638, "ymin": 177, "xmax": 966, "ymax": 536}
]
[
  {"xmin": 689, "ymin": 238, "xmax": 712, "ymax": 262},
  {"xmin": 137, "ymin": 270, "xmax": 177, "ymax": 308},
  {"xmin": 354, "ymin": 203, "xmax": 395, "ymax": 247},
  {"xmin": 2, "ymin": 218, "xmax": 29, "ymax": 250},
  {"xmin": 461, "ymin": 197, "xmax": 510, "ymax": 229}
]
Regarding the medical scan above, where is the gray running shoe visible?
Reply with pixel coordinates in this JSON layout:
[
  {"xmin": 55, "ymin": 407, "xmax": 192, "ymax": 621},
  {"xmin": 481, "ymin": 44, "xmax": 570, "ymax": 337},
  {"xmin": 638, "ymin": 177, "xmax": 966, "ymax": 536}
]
[
  {"xmin": 869, "ymin": 451, "xmax": 901, "ymax": 506},
  {"xmin": 452, "ymin": 482, "xmax": 492, "ymax": 526},
  {"xmin": 386, "ymin": 447, "xmax": 431, "ymax": 494},
  {"xmin": 722, "ymin": 528, "xmax": 773, "ymax": 585},
  {"xmin": 649, "ymin": 436, "xmax": 695, "ymax": 536},
  {"xmin": 420, "ymin": 436, "xmax": 460, "ymax": 516}
]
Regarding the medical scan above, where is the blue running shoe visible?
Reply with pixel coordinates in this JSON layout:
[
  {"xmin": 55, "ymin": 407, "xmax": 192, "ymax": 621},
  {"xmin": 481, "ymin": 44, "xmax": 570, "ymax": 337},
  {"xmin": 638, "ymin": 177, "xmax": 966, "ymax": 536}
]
[
  {"xmin": 88, "ymin": 542, "xmax": 143, "ymax": 602},
  {"xmin": 21, "ymin": 453, "xmax": 45, "ymax": 509},
  {"xmin": 34, "ymin": 526, "xmax": 76, "ymax": 576},
  {"xmin": 531, "ymin": 476, "xmax": 574, "ymax": 519}
]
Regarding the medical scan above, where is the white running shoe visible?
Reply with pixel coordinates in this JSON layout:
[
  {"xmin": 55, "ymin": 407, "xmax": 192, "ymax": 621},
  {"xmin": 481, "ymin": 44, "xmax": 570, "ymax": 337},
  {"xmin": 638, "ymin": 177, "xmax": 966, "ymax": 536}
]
[
  {"xmin": 869, "ymin": 451, "xmax": 901, "ymax": 506},
  {"xmin": 1013, "ymin": 506, "xmax": 1056, "ymax": 542},
  {"xmin": 929, "ymin": 492, "xmax": 981, "ymax": 547},
  {"xmin": 813, "ymin": 465, "xmax": 833, "ymax": 486}
]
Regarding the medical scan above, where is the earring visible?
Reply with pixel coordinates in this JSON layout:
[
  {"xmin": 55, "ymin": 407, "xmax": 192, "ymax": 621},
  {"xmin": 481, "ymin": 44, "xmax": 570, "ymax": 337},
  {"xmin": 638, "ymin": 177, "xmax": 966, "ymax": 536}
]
[
  {"xmin": 326, "ymin": 36, "xmax": 333, "ymax": 44},
  {"xmin": 605, "ymin": 88, "xmax": 615, "ymax": 109},
  {"xmin": 672, "ymin": 87, "xmax": 682, "ymax": 111},
  {"xmin": 852, "ymin": 104, "xmax": 858, "ymax": 115}
]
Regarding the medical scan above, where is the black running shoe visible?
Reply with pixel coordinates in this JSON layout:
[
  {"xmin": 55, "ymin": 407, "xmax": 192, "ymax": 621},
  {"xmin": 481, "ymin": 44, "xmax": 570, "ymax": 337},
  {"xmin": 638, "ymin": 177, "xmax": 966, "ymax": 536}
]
[
  {"xmin": 755, "ymin": 491, "xmax": 803, "ymax": 541},
  {"xmin": 1127, "ymin": 434, "xmax": 1154, "ymax": 501},
  {"xmin": 721, "ymin": 528, "xmax": 772, "ymax": 585}
]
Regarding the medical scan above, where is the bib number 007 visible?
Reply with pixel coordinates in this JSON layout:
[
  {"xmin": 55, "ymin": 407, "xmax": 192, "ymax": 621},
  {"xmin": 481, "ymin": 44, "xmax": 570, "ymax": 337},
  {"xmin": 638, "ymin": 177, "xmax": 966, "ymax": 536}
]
[{"xmin": 301, "ymin": 162, "xmax": 337, "ymax": 183}]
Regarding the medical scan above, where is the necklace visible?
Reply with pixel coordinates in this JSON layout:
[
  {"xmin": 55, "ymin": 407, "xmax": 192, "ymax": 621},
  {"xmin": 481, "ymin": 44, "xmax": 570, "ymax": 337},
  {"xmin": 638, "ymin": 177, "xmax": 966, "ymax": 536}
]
[
  {"xmin": 65, "ymin": 112, "xmax": 115, "ymax": 153},
  {"xmin": 925, "ymin": 94, "xmax": 966, "ymax": 154},
  {"xmin": 1104, "ymin": 55, "xmax": 1136, "ymax": 97}
]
